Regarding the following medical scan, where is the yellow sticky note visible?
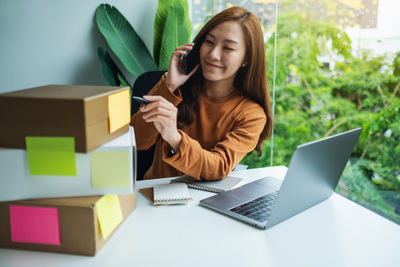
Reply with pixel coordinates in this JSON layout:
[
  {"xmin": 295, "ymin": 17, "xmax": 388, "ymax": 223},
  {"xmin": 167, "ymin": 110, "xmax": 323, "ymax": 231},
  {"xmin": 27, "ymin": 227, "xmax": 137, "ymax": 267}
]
[
  {"xmin": 26, "ymin": 136, "xmax": 76, "ymax": 176},
  {"xmin": 108, "ymin": 89, "xmax": 130, "ymax": 133},
  {"xmin": 91, "ymin": 150, "xmax": 132, "ymax": 188},
  {"xmin": 95, "ymin": 195, "xmax": 123, "ymax": 240}
]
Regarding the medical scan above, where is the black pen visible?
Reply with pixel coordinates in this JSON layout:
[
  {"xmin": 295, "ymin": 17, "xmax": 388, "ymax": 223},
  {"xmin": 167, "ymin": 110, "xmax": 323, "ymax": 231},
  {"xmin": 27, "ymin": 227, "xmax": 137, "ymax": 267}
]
[{"xmin": 132, "ymin": 96, "xmax": 151, "ymax": 105}]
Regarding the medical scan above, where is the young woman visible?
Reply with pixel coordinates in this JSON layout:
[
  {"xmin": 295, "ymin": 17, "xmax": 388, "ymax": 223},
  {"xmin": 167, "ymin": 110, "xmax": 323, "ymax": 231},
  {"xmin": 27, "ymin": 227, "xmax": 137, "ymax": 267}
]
[{"xmin": 131, "ymin": 6, "xmax": 273, "ymax": 180}]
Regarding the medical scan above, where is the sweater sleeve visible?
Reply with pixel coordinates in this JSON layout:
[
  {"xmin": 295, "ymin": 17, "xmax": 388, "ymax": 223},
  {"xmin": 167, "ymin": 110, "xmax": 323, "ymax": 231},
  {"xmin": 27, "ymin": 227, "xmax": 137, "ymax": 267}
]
[
  {"xmin": 130, "ymin": 73, "xmax": 182, "ymax": 150},
  {"xmin": 161, "ymin": 105, "xmax": 267, "ymax": 180}
]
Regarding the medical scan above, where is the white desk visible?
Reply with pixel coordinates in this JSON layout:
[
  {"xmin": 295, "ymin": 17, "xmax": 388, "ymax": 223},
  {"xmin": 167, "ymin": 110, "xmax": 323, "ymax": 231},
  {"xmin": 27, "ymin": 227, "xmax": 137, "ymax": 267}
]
[{"xmin": 1, "ymin": 166, "xmax": 399, "ymax": 267}]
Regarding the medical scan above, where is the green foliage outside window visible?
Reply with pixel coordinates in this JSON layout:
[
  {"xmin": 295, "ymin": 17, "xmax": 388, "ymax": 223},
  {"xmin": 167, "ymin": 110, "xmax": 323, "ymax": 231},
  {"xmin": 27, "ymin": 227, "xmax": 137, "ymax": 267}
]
[{"xmin": 241, "ymin": 12, "xmax": 400, "ymax": 224}]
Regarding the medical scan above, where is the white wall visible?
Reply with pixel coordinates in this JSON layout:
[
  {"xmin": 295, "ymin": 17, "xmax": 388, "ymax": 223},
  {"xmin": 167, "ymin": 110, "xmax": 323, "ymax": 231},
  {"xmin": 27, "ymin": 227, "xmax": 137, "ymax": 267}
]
[{"xmin": 0, "ymin": 0, "xmax": 157, "ymax": 93}]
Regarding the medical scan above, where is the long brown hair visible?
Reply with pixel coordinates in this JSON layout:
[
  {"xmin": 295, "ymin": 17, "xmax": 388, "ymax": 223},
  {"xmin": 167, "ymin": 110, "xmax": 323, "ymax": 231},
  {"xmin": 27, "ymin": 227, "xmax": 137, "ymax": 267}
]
[{"xmin": 178, "ymin": 6, "xmax": 273, "ymax": 156}]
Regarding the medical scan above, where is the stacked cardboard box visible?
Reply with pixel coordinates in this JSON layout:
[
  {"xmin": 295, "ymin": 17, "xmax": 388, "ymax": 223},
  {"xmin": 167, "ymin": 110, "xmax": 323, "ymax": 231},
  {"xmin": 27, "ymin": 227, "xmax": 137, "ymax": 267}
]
[{"xmin": 0, "ymin": 84, "xmax": 137, "ymax": 255}]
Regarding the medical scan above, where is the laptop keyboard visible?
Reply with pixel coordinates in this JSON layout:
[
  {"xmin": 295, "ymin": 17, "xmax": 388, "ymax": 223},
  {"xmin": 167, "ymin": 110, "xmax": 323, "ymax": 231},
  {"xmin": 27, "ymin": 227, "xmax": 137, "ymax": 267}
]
[{"xmin": 230, "ymin": 192, "xmax": 278, "ymax": 222}]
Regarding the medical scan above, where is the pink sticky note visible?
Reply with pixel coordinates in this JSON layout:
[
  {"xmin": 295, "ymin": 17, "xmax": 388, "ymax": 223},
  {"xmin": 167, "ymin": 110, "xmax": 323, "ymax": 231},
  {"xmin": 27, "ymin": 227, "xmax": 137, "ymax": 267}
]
[{"xmin": 9, "ymin": 205, "xmax": 61, "ymax": 245}]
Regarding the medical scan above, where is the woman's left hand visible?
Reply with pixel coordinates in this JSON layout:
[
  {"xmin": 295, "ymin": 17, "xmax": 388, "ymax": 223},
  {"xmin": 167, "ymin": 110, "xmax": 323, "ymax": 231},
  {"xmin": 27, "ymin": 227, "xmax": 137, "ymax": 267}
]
[
  {"xmin": 165, "ymin": 43, "xmax": 199, "ymax": 93},
  {"xmin": 140, "ymin": 95, "xmax": 181, "ymax": 152}
]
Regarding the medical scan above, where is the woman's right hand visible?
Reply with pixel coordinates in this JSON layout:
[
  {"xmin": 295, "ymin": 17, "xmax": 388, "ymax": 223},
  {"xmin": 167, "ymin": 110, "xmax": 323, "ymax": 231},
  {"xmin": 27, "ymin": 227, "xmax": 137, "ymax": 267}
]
[{"xmin": 165, "ymin": 43, "xmax": 200, "ymax": 93}]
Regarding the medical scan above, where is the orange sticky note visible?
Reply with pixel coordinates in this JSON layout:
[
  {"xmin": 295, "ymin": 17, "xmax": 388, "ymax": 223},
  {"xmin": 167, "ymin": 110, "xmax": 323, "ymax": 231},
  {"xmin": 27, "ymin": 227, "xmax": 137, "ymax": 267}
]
[
  {"xmin": 9, "ymin": 205, "xmax": 60, "ymax": 245},
  {"xmin": 108, "ymin": 89, "xmax": 130, "ymax": 133}
]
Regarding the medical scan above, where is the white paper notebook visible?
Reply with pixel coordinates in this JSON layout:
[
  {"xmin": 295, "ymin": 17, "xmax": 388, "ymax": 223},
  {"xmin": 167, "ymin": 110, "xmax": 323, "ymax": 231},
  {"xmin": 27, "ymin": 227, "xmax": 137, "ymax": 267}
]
[{"xmin": 153, "ymin": 183, "xmax": 191, "ymax": 205}]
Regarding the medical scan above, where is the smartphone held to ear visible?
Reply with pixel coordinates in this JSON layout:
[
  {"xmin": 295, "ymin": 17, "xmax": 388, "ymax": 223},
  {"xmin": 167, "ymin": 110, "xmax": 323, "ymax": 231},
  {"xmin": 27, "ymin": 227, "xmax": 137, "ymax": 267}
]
[
  {"xmin": 132, "ymin": 96, "xmax": 151, "ymax": 105},
  {"xmin": 183, "ymin": 41, "xmax": 202, "ymax": 74}
]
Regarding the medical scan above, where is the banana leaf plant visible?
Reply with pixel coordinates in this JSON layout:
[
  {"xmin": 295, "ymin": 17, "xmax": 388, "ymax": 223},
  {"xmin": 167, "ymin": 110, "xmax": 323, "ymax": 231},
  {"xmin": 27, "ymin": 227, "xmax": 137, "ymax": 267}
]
[{"xmin": 95, "ymin": 0, "xmax": 192, "ymax": 90}]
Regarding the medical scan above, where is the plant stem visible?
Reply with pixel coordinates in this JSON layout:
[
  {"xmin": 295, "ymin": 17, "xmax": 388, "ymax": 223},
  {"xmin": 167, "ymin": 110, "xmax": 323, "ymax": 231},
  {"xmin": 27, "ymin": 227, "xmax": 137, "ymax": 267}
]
[
  {"xmin": 385, "ymin": 81, "xmax": 400, "ymax": 108},
  {"xmin": 324, "ymin": 118, "xmax": 348, "ymax": 137},
  {"xmin": 302, "ymin": 77, "xmax": 317, "ymax": 100},
  {"xmin": 376, "ymin": 84, "xmax": 386, "ymax": 107}
]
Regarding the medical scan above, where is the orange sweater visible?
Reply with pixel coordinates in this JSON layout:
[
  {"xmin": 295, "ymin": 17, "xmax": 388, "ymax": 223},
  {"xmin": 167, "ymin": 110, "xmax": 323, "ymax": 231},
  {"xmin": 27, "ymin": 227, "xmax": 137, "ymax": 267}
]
[{"xmin": 131, "ymin": 74, "xmax": 267, "ymax": 180}]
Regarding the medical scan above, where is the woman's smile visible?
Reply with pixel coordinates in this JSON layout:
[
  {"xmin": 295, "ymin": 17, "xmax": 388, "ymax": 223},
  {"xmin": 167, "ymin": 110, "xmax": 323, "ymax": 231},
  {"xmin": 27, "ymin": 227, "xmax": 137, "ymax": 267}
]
[{"xmin": 205, "ymin": 61, "xmax": 224, "ymax": 69}]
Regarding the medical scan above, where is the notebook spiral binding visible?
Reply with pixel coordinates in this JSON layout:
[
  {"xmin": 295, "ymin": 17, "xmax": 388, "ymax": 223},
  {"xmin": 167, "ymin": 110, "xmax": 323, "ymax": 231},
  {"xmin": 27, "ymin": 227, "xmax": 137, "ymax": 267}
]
[
  {"xmin": 157, "ymin": 197, "xmax": 190, "ymax": 202},
  {"xmin": 187, "ymin": 184, "xmax": 224, "ymax": 193},
  {"xmin": 170, "ymin": 181, "xmax": 225, "ymax": 193}
]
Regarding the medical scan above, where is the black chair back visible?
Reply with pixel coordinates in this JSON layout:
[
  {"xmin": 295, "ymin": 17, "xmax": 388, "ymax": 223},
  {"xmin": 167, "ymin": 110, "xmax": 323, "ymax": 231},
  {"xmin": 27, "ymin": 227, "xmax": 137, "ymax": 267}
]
[{"xmin": 131, "ymin": 71, "xmax": 166, "ymax": 180}]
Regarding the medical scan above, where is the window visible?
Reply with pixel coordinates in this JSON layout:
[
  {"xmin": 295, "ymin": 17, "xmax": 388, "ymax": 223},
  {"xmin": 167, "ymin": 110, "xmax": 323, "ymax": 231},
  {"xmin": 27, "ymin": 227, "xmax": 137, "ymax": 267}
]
[{"xmin": 191, "ymin": 0, "xmax": 400, "ymax": 224}]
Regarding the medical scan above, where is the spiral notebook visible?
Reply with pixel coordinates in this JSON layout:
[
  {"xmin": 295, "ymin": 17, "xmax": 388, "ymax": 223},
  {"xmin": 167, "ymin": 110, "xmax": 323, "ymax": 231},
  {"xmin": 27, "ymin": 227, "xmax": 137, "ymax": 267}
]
[
  {"xmin": 170, "ymin": 175, "xmax": 243, "ymax": 193},
  {"xmin": 139, "ymin": 183, "xmax": 191, "ymax": 206},
  {"xmin": 153, "ymin": 183, "xmax": 190, "ymax": 205}
]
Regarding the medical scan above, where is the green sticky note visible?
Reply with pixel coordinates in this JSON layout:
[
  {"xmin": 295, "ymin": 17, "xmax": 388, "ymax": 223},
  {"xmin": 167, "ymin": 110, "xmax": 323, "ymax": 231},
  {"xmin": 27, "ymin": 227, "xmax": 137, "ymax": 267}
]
[
  {"xmin": 26, "ymin": 137, "xmax": 77, "ymax": 176},
  {"xmin": 96, "ymin": 195, "xmax": 123, "ymax": 240},
  {"xmin": 91, "ymin": 150, "xmax": 131, "ymax": 188}
]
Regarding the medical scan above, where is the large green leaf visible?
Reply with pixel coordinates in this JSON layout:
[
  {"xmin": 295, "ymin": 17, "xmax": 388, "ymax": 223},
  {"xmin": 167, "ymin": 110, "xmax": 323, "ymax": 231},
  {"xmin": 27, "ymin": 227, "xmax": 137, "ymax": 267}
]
[
  {"xmin": 96, "ymin": 4, "xmax": 158, "ymax": 76},
  {"xmin": 153, "ymin": 0, "xmax": 191, "ymax": 66},
  {"xmin": 97, "ymin": 46, "xmax": 128, "ymax": 86},
  {"xmin": 159, "ymin": 2, "xmax": 191, "ymax": 70}
]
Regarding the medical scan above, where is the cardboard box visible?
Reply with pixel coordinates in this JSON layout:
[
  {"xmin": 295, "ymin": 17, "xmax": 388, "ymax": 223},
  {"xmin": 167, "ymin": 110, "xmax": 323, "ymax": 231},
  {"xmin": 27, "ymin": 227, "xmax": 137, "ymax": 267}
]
[
  {"xmin": 0, "ymin": 193, "xmax": 136, "ymax": 256},
  {"xmin": 0, "ymin": 84, "xmax": 131, "ymax": 153},
  {"xmin": 0, "ymin": 127, "xmax": 137, "ymax": 201}
]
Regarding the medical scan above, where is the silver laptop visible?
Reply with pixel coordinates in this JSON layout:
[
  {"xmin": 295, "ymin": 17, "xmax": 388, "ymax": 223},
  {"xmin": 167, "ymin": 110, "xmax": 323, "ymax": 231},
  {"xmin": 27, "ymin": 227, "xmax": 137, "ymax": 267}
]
[{"xmin": 199, "ymin": 128, "xmax": 362, "ymax": 229}]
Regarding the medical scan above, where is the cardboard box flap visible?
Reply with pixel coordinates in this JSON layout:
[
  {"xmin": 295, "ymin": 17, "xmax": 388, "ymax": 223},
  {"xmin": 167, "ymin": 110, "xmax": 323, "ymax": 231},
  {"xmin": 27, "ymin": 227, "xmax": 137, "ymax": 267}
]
[
  {"xmin": 0, "ymin": 85, "xmax": 129, "ymax": 100},
  {"xmin": 16, "ymin": 194, "xmax": 136, "ymax": 211},
  {"xmin": 17, "ymin": 196, "xmax": 103, "ymax": 208}
]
